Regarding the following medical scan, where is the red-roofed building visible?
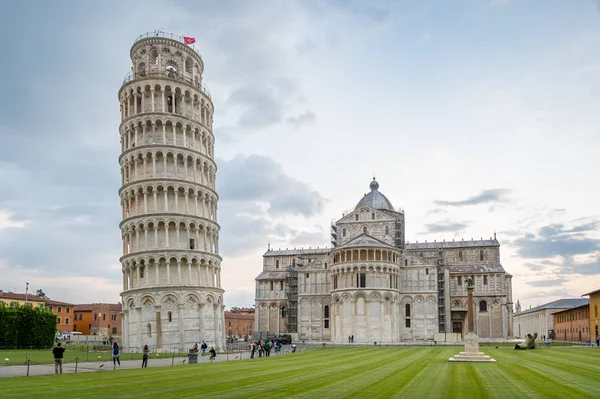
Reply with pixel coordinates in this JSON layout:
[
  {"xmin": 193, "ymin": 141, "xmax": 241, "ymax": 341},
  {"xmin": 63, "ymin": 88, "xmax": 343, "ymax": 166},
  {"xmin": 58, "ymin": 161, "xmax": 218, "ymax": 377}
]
[
  {"xmin": 0, "ymin": 290, "xmax": 46, "ymax": 308},
  {"xmin": 46, "ymin": 299, "xmax": 75, "ymax": 334},
  {"xmin": 224, "ymin": 311, "xmax": 254, "ymax": 339},
  {"xmin": 73, "ymin": 304, "xmax": 93, "ymax": 335}
]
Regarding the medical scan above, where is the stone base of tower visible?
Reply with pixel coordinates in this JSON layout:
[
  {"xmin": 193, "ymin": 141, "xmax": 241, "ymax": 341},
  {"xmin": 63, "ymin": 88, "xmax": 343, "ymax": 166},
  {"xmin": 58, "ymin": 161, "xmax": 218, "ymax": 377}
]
[
  {"xmin": 448, "ymin": 333, "xmax": 497, "ymax": 362},
  {"xmin": 121, "ymin": 288, "xmax": 226, "ymax": 352}
]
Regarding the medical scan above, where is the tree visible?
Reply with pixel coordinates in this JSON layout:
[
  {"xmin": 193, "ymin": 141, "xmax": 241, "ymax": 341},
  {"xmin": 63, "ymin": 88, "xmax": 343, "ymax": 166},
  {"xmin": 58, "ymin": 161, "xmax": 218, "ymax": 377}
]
[{"xmin": 36, "ymin": 289, "xmax": 49, "ymax": 299}]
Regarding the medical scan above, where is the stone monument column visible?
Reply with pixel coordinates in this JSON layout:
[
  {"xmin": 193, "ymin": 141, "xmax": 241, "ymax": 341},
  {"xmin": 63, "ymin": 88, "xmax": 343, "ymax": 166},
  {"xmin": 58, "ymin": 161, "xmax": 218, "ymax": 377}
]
[{"xmin": 449, "ymin": 276, "xmax": 496, "ymax": 362}]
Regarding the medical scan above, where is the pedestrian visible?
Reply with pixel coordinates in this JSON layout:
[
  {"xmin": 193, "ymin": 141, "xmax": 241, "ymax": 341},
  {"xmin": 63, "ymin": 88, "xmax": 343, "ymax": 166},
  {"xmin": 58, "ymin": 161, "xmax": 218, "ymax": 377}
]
[
  {"xmin": 264, "ymin": 340, "xmax": 271, "ymax": 357},
  {"xmin": 258, "ymin": 341, "xmax": 264, "ymax": 358},
  {"xmin": 142, "ymin": 344, "xmax": 149, "ymax": 368},
  {"xmin": 201, "ymin": 341, "xmax": 208, "ymax": 356},
  {"xmin": 53, "ymin": 342, "xmax": 65, "ymax": 374},
  {"xmin": 250, "ymin": 342, "xmax": 256, "ymax": 359},
  {"xmin": 351, "ymin": 335, "xmax": 354, "ymax": 343},
  {"xmin": 596, "ymin": 335, "xmax": 599, "ymax": 347},
  {"xmin": 192, "ymin": 342, "xmax": 199, "ymax": 353},
  {"xmin": 348, "ymin": 335, "xmax": 351, "ymax": 343},
  {"xmin": 112, "ymin": 341, "xmax": 121, "ymax": 369},
  {"xmin": 209, "ymin": 347, "xmax": 216, "ymax": 362}
]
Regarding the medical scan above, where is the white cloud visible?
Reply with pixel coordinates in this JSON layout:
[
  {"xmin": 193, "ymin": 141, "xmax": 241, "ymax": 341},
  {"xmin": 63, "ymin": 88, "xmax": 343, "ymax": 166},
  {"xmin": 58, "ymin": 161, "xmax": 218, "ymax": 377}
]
[{"xmin": 0, "ymin": 210, "xmax": 28, "ymax": 230}]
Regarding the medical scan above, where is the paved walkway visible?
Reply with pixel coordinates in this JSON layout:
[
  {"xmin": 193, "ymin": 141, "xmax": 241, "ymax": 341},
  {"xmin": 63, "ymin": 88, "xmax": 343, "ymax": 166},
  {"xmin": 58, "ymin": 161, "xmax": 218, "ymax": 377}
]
[{"xmin": 0, "ymin": 351, "xmax": 253, "ymax": 378}]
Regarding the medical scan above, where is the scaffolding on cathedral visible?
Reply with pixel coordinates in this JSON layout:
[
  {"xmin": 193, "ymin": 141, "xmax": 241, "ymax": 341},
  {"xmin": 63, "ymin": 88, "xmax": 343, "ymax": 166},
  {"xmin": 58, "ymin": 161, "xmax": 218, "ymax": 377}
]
[{"xmin": 285, "ymin": 266, "xmax": 298, "ymax": 333}]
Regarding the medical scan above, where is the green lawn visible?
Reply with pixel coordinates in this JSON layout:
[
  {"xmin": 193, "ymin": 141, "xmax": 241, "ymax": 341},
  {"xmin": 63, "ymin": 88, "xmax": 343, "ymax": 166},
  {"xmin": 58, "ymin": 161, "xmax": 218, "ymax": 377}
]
[
  {"xmin": 3, "ymin": 347, "xmax": 600, "ymax": 398},
  {"xmin": 0, "ymin": 347, "xmax": 187, "ymax": 365}
]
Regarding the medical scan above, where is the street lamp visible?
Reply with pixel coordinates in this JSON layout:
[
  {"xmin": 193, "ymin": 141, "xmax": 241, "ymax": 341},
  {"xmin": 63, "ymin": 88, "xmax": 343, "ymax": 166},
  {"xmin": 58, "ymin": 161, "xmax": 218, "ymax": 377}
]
[{"xmin": 25, "ymin": 282, "xmax": 29, "ymax": 306}]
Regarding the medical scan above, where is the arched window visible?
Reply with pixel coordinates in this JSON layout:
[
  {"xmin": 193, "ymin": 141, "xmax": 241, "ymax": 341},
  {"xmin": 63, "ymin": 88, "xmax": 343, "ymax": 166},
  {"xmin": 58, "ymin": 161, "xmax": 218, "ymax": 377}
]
[
  {"xmin": 355, "ymin": 214, "xmax": 359, "ymax": 221},
  {"xmin": 168, "ymin": 311, "xmax": 172, "ymax": 322},
  {"xmin": 480, "ymin": 249, "xmax": 484, "ymax": 261},
  {"xmin": 419, "ymin": 252, "xmax": 423, "ymax": 258},
  {"xmin": 342, "ymin": 228, "xmax": 346, "ymax": 237},
  {"xmin": 275, "ymin": 260, "xmax": 279, "ymax": 269},
  {"xmin": 385, "ymin": 226, "xmax": 389, "ymax": 235},
  {"xmin": 405, "ymin": 303, "xmax": 411, "ymax": 318},
  {"xmin": 166, "ymin": 65, "xmax": 177, "ymax": 78},
  {"xmin": 363, "ymin": 227, "xmax": 368, "ymax": 234},
  {"xmin": 323, "ymin": 305, "xmax": 330, "ymax": 329},
  {"xmin": 371, "ymin": 212, "xmax": 375, "ymax": 220},
  {"xmin": 479, "ymin": 301, "xmax": 487, "ymax": 313},
  {"xmin": 147, "ymin": 323, "xmax": 152, "ymax": 337},
  {"xmin": 405, "ymin": 259, "xmax": 408, "ymax": 266},
  {"xmin": 139, "ymin": 266, "xmax": 145, "ymax": 278},
  {"xmin": 281, "ymin": 306, "xmax": 286, "ymax": 318},
  {"xmin": 137, "ymin": 62, "xmax": 146, "ymax": 77},
  {"xmin": 185, "ymin": 58, "xmax": 193, "ymax": 74},
  {"xmin": 150, "ymin": 48, "xmax": 159, "ymax": 65},
  {"xmin": 458, "ymin": 250, "xmax": 463, "ymax": 261}
]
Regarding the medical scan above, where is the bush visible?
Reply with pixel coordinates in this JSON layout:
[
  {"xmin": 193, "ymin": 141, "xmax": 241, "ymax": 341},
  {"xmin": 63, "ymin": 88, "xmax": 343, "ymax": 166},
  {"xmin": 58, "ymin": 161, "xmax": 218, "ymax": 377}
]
[{"xmin": 0, "ymin": 305, "xmax": 56, "ymax": 348}]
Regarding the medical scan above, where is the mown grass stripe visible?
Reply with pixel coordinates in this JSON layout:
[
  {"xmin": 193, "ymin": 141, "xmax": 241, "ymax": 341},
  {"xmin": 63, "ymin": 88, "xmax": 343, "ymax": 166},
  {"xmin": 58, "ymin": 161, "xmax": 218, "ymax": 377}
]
[{"xmin": 2, "ymin": 347, "xmax": 599, "ymax": 399}]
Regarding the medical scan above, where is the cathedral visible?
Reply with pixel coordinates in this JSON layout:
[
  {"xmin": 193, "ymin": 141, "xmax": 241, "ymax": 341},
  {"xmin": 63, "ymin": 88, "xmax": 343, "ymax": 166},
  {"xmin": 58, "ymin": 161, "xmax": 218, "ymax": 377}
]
[{"xmin": 254, "ymin": 179, "xmax": 514, "ymax": 343}]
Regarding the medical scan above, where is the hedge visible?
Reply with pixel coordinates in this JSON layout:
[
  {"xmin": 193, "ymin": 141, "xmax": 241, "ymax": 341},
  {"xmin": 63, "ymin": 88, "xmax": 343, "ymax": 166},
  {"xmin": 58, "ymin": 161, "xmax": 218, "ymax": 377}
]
[{"xmin": 0, "ymin": 305, "xmax": 56, "ymax": 348}]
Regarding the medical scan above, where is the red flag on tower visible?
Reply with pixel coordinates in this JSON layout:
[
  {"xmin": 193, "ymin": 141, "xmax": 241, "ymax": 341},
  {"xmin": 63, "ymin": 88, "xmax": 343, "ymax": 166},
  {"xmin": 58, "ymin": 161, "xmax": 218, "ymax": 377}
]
[{"xmin": 183, "ymin": 36, "xmax": 196, "ymax": 45}]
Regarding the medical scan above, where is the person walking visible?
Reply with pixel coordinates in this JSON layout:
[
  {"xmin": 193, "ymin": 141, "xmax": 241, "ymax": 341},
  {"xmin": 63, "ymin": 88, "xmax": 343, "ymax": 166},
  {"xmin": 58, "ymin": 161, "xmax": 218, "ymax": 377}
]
[
  {"xmin": 52, "ymin": 342, "xmax": 65, "ymax": 374},
  {"xmin": 209, "ymin": 347, "xmax": 216, "ymax": 362},
  {"xmin": 596, "ymin": 334, "xmax": 599, "ymax": 347},
  {"xmin": 142, "ymin": 344, "xmax": 149, "ymax": 368},
  {"xmin": 201, "ymin": 341, "xmax": 208, "ymax": 356},
  {"xmin": 250, "ymin": 342, "xmax": 256, "ymax": 359},
  {"xmin": 112, "ymin": 341, "xmax": 121, "ymax": 369}
]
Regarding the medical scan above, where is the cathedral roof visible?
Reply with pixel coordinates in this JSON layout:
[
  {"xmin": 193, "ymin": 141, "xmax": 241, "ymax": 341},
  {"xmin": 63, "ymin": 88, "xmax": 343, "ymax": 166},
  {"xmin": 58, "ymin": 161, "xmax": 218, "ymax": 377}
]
[
  {"xmin": 263, "ymin": 248, "xmax": 330, "ymax": 257},
  {"xmin": 335, "ymin": 233, "xmax": 397, "ymax": 250},
  {"xmin": 447, "ymin": 264, "xmax": 507, "ymax": 274},
  {"xmin": 255, "ymin": 271, "xmax": 289, "ymax": 281},
  {"xmin": 406, "ymin": 239, "xmax": 499, "ymax": 250},
  {"xmin": 355, "ymin": 178, "xmax": 395, "ymax": 211}
]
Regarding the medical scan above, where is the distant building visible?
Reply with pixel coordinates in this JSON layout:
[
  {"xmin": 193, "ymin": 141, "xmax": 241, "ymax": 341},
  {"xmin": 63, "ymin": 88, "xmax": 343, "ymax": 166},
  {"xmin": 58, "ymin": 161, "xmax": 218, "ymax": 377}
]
[
  {"xmin": 74, "ymin": 303, "xmax": 122, "ymax": 338},
  {"xmin": 254, "ymin": 179, "xmax": 514, "ymax": 343},
  {"xmin": 46, "ymin": 300, "xmax": 74, "ymax": 334},
  {"xmin": 0, "ymin": 290, "xmax": 46, "ymax": 309},
  {"xmin": 582, "ymin": 288, "xmax": 600, "ymax": 341},
  {"xmin": 73, "ymin": 304, "xmax": 93, "ymax": 335},
  {"xmin": 553, "ymin": 304, "xmax": 590, "ymax": 343},
  {"xmin": 224, "ymin": 311, "xmax": 254, "ymax": 338},
  {"xmin": 513, "ymin": 298, "xmax": 589, "ymax": 339}
]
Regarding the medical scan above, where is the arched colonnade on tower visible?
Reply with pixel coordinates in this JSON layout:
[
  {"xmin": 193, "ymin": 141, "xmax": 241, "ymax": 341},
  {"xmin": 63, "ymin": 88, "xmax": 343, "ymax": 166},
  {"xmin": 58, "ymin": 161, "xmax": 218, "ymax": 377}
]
[
  {"xmin": 121, "ymin": 253, "xmax": 221, "ymax": 291},
  {"xmin": 121, "ymin": 217, "xmax": 219, "ymax": 255},
  {"xmin": 120, "ymin": 116, "xmax": 214, "ymax": 159},
  {"xmin": 120, "ymin": 83, "xmax": 213, "ymax": 128}
]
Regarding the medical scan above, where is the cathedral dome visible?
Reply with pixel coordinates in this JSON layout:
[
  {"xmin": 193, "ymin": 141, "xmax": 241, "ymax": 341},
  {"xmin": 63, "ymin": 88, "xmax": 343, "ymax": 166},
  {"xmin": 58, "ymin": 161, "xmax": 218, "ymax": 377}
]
[{"xmin": 355, "ymin": 178, "xmax": 394, "ymax": 211}]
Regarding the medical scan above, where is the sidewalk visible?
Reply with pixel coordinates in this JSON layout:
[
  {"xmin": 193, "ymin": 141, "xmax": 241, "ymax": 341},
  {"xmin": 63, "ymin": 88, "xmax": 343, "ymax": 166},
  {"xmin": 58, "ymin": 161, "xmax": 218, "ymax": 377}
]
[{"xmin": 0, "ymin": 351, "xmax": 251, "ymax": 378}]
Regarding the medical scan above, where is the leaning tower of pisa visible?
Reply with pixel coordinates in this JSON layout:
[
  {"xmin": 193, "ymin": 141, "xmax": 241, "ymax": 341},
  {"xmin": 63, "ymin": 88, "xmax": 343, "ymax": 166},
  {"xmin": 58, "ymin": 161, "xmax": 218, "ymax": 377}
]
[{"xmin": 118, "ymin": 31, "xmax": 225, "ymax": 351}]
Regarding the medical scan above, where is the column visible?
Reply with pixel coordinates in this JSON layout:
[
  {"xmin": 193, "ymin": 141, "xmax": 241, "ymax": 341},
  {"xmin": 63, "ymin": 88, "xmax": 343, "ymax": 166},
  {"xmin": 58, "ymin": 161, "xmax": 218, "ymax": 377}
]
[
  {"xmin": 178, "ymin": 304, "xmax": 185, "ymax": 351},
  {"xmin": 161, "ymin": 91, "xmax": 165, "ymax": 113},
  {"xmin": 175, "ymin": 225, "xmax": 180, "ymax": 248},
  {"xmin": 143, "ymin": 190, "xmax": 148, "ymax": 213},
  {"xmin": 174, "ymin": 190, "xmax": 179, "ymax": 212},
  {"xmin": 188, "ymin": 263, "xmax": 192, "ymax": 286},
  {"xmin": 154, "ymin": 226, "xmax": 158, "ymax": 249},
  {"xmin": 184, "ymin": 192, "xmax": 189, "ymax": 213},
  {"xmin": 167, "ymin": 261, "xmax": 171, "ymax": 285},
  {"xmin": 163, "ymin": 189, "xmax": 168, "ymax": 212},
  {"xmin": 150, "ymin": 88, "xmax": 155, "ymax": 112},
  {"xmin": 162, "ymin": 124, "xmax": 166, "ymax": 144},
  {"xmin": 380, "ymin": 299, "xmax": 385, "ymax": 343},
  {"xmin": 153, "ymin": 190, "xmax": 158, "ymax": 212},
  {"xmin": 177, "ymin": 261, "xmax": 182, "ymax": 285},
  {"xmin": 152, "ymin": 154, "xmax": 157, "ymax": 177},
  {"xmin": 155, "ymin": 261, "xmax": 160, "ymax": 284},
  {"xmin": 183, "ymin": 127, "xmax": 187, "ymax": 147}
]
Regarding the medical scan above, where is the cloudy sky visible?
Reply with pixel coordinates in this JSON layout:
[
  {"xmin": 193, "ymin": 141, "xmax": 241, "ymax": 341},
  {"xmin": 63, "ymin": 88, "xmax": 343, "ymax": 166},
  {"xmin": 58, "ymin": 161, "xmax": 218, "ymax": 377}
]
[{"xmin": 0, "ymin": 0, "xmax": 599, "ymax": 311}]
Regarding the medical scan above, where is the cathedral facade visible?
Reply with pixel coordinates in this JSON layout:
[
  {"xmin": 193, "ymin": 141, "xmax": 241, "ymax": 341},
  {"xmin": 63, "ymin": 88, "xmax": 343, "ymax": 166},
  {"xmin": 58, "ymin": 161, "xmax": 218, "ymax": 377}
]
[{"xmin": 254, "ymin": 179, "xmax": 513, "ymax": 343}]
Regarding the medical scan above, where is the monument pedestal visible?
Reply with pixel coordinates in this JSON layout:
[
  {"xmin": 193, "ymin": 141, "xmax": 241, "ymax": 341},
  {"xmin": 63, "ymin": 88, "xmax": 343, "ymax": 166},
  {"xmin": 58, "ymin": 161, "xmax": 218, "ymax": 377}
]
[{"xmin": 449, "ymin": 333, "xmax": 496, "ymax": 362}]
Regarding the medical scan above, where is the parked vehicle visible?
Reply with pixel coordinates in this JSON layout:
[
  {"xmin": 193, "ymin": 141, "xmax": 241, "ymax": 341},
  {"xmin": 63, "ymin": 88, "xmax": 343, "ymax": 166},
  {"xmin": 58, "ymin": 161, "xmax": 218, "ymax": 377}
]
[{"xmin": 276, "ymin": 334, "xmax": 292, "ymax": 344}]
